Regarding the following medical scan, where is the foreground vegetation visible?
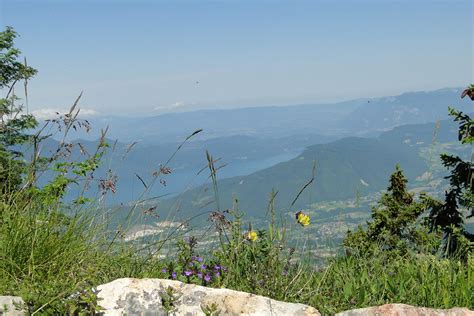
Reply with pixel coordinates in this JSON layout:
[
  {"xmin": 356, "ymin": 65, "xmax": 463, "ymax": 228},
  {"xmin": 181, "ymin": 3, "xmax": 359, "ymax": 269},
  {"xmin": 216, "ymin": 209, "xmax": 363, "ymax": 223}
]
[
  {"xmin": 1, "ymin": 187, "xmax": 472, "ymax": 315},
  {"xmin": 0, "ymin": 27, "xmax": 473, "ymax": 315}
]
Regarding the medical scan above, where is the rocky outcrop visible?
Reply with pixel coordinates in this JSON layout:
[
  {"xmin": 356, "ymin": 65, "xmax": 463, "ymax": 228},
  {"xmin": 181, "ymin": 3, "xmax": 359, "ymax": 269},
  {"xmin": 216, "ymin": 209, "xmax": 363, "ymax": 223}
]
[
  {"xmin": 0, "ymin": 296, "xmax": 25, "ymax": 316},
  {"xmin": 335, "ymin": 303, "xmax": 474, "ymax": 316},
  {"xmin": 96, "ymin": 278, "xmax": 320, "ymax": 315},
  {"xmin": 2, "ymin": 285, "xmax": 473, "ymax": 316}
]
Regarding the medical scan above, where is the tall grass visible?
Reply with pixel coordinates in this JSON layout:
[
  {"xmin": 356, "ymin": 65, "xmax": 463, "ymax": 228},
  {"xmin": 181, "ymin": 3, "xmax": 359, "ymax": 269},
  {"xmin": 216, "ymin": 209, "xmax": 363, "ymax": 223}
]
[
  {"xmin": 308, "ymin": 252, "xmax": 473, "ymax": 314},
  {"xmin": 2, "ymin": 155, "xmax": 473, "ymax": 314},
  {"xmin": 1, "ymin": 103, "xmax": 472, "ymax": 315},
  {"xmin": 0, "ymin": 101, "xmax": 201, "ymax": 313},
  {"xmin": 206, "ymin": 200, "xmax": 473, "ymax": 315}
]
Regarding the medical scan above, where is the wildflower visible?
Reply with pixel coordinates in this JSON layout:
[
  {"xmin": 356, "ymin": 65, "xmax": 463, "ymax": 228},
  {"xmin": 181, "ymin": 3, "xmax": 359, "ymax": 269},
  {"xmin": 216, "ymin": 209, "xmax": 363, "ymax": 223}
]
[
  {"xmin": 197, "ymin": 272, "xmax": 203, "ymax": 279},
  {"xmin": 200, "ymin": 264, "xmax": 207, "ymax": 270},
  {"xmin": 191, "ymin": 255, "xmax": 203, "ymax": 263},
  {"xmin": 295, "ymin": 211, "xmax": 310, "ymax": 227},
  {"xmin": 208, "ymin": 211, "xmax": 231, "ymax": 232},
  {"xmin": 213, "ymin": 265, "xmax": 221, "ymax": 271},
  {"xmin": 184, "ymin": 270, "xmax": 193, "ymax": 277},
  {"xmin": 214, "ymin": 271, "xmax": 220, "ymax": 278},
  {"xmin": 204, "ymin": 274, "xmax": 211, "ymax": 282},
  {"xmin": 143, "ymin": 206, "xmax": 157, "ymax": 216},
  {"xmin": 161, "ymin": 268, "xmax": 167, "ymax": 274},
  {"xmin": 185, "ymin": 236, "xmax": 198, "ymax": 248},
  {"xmin": 160, "ymin": 165, "xmax": 172, "ymax": 175},
  {"xmin": 99, "ymin": 174, "xmax": 117, "ymax": 195},
  {"xmin": 245, "ymin": 231, "xmax": 258, "ymax": 242},
  {"xmin": 171, "ymin": 272, "xmax": 177, "ymax": 279}
]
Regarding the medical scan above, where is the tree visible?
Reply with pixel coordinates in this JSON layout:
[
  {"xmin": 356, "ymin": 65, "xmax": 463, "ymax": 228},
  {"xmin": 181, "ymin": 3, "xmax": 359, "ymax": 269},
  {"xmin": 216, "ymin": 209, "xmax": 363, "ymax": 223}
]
[
  {"xmin": 344, "ymin": 165, "xmax": 437, "ymax": 255},
  {"xmin": 0, "ymin": 26, "xmax": 107, "ymax": 204},
  {"xmin": 0, "ymin": 26, "xmax": 38, "ymax": 193},
  {"xmin": 425, "ymin": 85, "xmax": 474, "ymax": 257}
]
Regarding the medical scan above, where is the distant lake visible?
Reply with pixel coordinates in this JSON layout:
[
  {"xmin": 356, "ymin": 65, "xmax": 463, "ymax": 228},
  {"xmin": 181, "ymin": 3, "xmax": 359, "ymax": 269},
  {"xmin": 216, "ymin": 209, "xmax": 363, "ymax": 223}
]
[
  {"xmin": 218, "ymin": 151, "xmax": 302, "ymax": 178},
  {"xmin": 113, "ymin": 150, "xmax": 303, "ymax": 203}
]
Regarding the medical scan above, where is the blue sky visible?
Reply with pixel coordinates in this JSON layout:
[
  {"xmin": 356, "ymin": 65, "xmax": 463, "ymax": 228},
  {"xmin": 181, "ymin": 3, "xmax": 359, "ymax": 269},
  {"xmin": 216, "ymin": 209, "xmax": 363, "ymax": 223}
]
[{"xmin": 1, "ymin": 0, "xmax": 472, "ymax": 116}]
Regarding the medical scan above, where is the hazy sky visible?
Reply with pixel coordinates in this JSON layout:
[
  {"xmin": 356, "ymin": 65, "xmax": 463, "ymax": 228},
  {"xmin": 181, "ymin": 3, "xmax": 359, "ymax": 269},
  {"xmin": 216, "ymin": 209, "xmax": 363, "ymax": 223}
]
[{"xmin": 1, "ymin": 0, "xmax": 472, "ymax": 117}]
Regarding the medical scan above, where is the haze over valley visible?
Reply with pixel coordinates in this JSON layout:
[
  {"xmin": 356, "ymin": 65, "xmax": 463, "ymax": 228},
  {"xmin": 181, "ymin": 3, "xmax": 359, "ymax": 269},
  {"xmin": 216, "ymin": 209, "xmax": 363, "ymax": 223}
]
[{"xmin": 30, "ymin": 87, "xmax": 474, "ymax": 243}]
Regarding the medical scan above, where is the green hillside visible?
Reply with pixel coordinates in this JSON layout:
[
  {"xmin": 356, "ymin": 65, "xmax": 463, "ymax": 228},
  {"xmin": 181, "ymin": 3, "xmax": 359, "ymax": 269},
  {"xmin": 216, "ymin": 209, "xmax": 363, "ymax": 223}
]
[{"xmin": 156, "ymin": 136, "xmax": 426, "ymax": 220}]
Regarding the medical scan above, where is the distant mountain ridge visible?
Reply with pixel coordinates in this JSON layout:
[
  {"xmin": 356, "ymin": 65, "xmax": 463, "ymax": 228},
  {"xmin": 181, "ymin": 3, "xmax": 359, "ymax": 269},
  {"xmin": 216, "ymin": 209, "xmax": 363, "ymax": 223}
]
[
  {"xmin": 54, "ymin": 87, "xmax": 470, "ymax": 144},
  {"xmin": 28, "ymin": 88, "xmax": 470, "ymax": 222},
  {"xmin": 344, "ymin": 88, "xmax": 469, "ymax": 133}
]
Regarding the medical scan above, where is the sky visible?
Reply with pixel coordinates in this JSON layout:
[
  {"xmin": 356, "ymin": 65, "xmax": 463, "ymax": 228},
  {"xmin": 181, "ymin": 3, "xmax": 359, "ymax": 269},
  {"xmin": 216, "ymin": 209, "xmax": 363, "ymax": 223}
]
[{"xmin": 0, "ymin": 0, "xmax": 472, "ymax": 117}]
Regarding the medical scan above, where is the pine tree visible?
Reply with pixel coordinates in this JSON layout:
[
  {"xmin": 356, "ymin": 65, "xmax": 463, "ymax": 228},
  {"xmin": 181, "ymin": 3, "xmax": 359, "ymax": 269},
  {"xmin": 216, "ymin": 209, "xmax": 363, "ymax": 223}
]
[
  {"xmin": 344, "ymin": 165, "xmax": 435, "ymax": 255},
  {"xmin": 425, "ymin": 85, "xmax": 474, "ymax": 257}
]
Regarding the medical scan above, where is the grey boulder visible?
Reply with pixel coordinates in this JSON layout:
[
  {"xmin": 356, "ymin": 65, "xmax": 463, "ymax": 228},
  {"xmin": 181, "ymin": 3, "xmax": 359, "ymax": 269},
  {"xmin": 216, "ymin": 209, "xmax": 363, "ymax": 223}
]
[{"xmin": 96, "ymin": 278, "xmax": 320, "ymax": 315}]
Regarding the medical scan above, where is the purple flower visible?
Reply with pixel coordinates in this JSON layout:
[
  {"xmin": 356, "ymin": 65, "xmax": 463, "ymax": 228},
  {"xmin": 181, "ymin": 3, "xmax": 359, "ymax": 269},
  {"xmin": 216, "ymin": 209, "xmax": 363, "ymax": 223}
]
[
  {"xmin": 214, "ymin": 272, "xmax": 220, "ymax": 278},
  {"xmin": 161, "ymin": 268, "xmax": 167, "ymax": 273},
  {"xmin": 213, "ymin": 265, "xmax": 221, "ymax": 271},
  {"xmin": 184, "ymin": 236, "xmax": 197, "ymax": 247},
  {"xmin": 204, "ymin": 274, "xmax": 211, "ymax": 282},
  {"xmin": 197, "ymin": 272, "xmax": 203, "ymax": 279},
  {"xmin": 171, "ymin": 272, "xmax": 177, "ymax": 279},
  {"xmin": 191, "ymin": 256, "xmax": 203, "ymax": 262},
  {"xmin": 188, "ymin": 262, "xmax": 194, "ymax": 267},
  {"xmin": 184, "ymin": 270, "xmax": 193, "ymax": 277},
  {"xmin": 200, "ymin": 264, "xmax": 207, "ymax": 270}
]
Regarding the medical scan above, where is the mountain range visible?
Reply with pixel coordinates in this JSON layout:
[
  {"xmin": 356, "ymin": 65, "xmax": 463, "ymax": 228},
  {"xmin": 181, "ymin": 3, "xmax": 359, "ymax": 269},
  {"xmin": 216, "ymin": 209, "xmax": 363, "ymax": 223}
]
[
  {"xmin": 57, "ymin": 88, "xmax": 470, "ymax": 144},
  {"xmin": 28, "ymin": 87, "xmax": 471, "ymax": 226}
]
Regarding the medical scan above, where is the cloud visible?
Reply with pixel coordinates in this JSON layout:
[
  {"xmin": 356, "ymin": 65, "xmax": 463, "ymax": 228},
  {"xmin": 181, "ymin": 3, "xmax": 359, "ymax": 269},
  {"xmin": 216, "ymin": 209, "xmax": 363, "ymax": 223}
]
[
  {"xmin": 153, "ymin": 101, "xmax": 186, "ymax": 111},
  {"xmin": 31, "ymin": 108, "xmax": 99, "ymax": 120}
]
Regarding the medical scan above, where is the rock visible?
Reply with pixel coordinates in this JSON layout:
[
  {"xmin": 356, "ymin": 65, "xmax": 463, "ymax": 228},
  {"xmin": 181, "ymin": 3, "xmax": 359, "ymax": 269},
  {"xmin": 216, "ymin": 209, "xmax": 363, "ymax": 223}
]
[
  {"xmin": 336, "ymin": 303, "xmax": 474, "ymax": 316},
  {"xmin": 0, "ymin": 296, "xmax": 25, "ymax": 316},
  {"xmin": 96, "ymin": 278, "xmax": 320, "ymax": 315}
]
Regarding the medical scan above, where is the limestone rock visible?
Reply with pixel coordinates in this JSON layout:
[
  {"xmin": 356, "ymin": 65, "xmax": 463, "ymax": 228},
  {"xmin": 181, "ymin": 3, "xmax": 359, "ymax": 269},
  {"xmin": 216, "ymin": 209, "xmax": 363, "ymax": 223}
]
[
  {"xmin": 96, "ymin": 278, "xmax": 320, "ymax": 315},
  {"xmin": 336, "ymin": 303, "xmax": 473, "ymax": 316},
  {"xmin": 0, "ymin": 296, "xmax": 25, "ymax": 316}
]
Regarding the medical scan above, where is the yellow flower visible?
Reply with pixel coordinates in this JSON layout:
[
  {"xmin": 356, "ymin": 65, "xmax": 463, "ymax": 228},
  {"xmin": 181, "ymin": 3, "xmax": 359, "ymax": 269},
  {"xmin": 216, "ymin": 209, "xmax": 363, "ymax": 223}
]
[
  {"xmin": 245, "ymin": 230, "xmax": 258, "ymax": 242},
  {"xmin": 296, "ymin": 211, "xmax": 310, "ymax": 227}
]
